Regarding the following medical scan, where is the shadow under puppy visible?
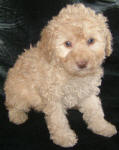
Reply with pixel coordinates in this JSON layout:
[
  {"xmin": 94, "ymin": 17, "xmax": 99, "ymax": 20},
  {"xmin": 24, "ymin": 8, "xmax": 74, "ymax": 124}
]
[{"xmin": 4, "ymin": 4, "xmax": 117, "ymax": 148}]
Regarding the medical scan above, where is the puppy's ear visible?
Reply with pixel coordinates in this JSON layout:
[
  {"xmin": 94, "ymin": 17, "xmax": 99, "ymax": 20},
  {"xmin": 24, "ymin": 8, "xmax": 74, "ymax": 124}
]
[
  {"xmin": 105, "ymin": 28, "xmax": 113, "ymax": 57},
  {"xmin": 98, "ymin": 14, "xmax": 113, "ymax": 57},
  {"xmin": 38, "ymin": 26, "xmax": 54, "ymax": 63}
]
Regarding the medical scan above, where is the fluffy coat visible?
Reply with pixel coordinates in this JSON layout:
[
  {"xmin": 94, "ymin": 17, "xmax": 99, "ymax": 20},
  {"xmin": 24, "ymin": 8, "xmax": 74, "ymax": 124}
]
[{"xmin": 4, "ymin": 4, "xmax": 117, "ymax": 147}]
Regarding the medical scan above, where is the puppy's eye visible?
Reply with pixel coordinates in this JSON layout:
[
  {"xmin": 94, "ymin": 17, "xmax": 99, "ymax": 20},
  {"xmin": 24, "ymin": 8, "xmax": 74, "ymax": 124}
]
[
  {"xmin": 87, "ymin": 38, "xmax": 95, "ymax": 45},
  {"xmin": 64, "ymin": 41, "xmax": 72, "ymax": 48}
]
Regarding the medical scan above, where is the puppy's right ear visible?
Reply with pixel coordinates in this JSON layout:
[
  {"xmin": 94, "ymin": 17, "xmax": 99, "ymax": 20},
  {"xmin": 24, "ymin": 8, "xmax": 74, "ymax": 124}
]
[{"xmin": 37, "ymin": 26, "xmax": 54, "ymax": 63}]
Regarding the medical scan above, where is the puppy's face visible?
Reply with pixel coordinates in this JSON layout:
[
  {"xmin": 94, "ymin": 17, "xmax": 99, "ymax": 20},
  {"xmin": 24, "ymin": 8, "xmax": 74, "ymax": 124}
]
[
  {"xmin": 40, "ymin": 4, "xmax": 112, "ymax": 76},
  {"xmin": 54, "ymin": 23, "xmax": 106, "ymax": 76}
]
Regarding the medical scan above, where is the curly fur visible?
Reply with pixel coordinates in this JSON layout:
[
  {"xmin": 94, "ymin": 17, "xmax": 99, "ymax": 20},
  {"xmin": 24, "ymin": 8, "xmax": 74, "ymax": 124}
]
[{"xmin": 4, "ymin": 4, "xmax": 117, "ymax": 147}]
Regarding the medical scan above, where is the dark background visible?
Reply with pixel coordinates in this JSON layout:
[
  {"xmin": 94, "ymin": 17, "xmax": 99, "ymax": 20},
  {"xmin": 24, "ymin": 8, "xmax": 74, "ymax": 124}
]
[{"xmin": 0, "ymin": 0, "xmax": 119, "ymax": 150}]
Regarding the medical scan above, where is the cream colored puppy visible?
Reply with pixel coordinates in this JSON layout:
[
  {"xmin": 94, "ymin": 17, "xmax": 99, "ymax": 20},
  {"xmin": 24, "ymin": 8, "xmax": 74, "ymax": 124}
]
[{"xmin": 4, "ymin": 4, "xmax": 117, "ymax": 147}]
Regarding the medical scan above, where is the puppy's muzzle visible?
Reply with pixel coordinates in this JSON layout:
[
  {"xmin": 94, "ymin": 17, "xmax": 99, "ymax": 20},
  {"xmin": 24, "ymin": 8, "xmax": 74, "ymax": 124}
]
[{"xmin": 76, "ymin": 61, "xmax": 88, "ymax": 69}]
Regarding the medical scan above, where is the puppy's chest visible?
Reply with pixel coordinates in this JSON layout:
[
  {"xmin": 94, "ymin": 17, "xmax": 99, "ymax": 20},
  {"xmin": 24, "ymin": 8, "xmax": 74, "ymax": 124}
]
[{"xmin": 62, "ymin": 76, "xmax": 101, "ymax": 108}]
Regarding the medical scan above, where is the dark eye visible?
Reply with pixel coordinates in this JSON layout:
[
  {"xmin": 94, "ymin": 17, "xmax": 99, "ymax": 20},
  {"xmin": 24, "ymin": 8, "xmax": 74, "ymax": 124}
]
[
  {"xmin": 87, "ymin": 38, "xmax": 95, "ymax": 45},
  {"xmin": 64, "ymin": 41, "xmax": 72, "ymax": 48}
]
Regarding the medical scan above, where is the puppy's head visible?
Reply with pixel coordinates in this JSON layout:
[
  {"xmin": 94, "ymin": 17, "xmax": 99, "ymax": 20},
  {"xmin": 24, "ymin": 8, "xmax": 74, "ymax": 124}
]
[{"xmin": 40, "ymin": 4, "xmax": 112, "ymax": 76}]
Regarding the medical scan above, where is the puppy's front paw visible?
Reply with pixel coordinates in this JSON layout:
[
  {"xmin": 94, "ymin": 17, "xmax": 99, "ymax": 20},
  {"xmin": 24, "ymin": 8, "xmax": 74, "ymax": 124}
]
[
  {"xmin": 51, "ymin": 129, "xmax": 78, "ymax": 147},
  {"xmin": 88, "ymin": 120, "xmax": 117, "ymax": 137}
]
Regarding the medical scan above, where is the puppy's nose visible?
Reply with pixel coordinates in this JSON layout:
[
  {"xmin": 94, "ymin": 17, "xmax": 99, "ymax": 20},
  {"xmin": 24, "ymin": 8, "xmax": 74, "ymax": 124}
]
[{"xmin": 77, "ymin": 61, "xmax": 88, "ymax": 69}]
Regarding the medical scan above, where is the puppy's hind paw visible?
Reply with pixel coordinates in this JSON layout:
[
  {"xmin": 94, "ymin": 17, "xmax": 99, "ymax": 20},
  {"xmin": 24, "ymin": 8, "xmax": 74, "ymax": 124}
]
[{"xmin": 9, "ymin": 109, "xmax": 28, "ymax": 125}]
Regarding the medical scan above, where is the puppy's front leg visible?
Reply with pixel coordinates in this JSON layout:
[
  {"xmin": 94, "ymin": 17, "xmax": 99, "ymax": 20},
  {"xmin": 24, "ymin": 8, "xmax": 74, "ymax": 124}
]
[
  {"xmin": 44, "ymin": 102, "xmax": 77, "ymax": 147},
  {"xmin": 79, "ymin": 95, "xmax": 117, "ymax": 137}
]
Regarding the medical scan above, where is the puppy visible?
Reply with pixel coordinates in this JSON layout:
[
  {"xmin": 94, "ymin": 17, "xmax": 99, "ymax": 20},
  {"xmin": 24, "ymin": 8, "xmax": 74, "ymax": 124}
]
[{"xmin": 4, "ymin": 4, "xmax": 117, "ymax": 147}]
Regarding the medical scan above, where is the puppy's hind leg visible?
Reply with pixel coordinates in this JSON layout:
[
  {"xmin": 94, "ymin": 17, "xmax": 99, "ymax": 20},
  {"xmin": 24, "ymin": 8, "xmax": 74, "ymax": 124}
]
[
  {"xmin": 8, "ymin": 108, "xmax": 29, "ymax": 125},
  {"xmin": 5, "ymin": 98, "xmax": 30, "ymax": 125}
]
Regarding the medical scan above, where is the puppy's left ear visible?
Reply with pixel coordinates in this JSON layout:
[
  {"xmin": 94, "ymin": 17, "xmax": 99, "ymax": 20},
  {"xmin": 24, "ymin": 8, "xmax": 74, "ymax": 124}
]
[
  {"xmin": 105, "ymin": 27, "xmax": 113, "ymax": 57},
  {"xmin": 98, "ymin": 14, "xmax": 112, "ymax": 57}
]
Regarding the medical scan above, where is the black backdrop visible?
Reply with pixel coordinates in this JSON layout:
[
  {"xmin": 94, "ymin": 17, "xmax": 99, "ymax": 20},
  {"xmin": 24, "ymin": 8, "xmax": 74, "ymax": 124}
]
[{"xmin": 0, "ymin": 0, "xmax": 119, "ymax": 150}]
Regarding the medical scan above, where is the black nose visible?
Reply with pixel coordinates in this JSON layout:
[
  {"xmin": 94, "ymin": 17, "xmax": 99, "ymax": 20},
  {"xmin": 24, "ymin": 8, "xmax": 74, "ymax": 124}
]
[{"xmin": 77, "ymin": 61, "xmax": 87, "ymax": 69}]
